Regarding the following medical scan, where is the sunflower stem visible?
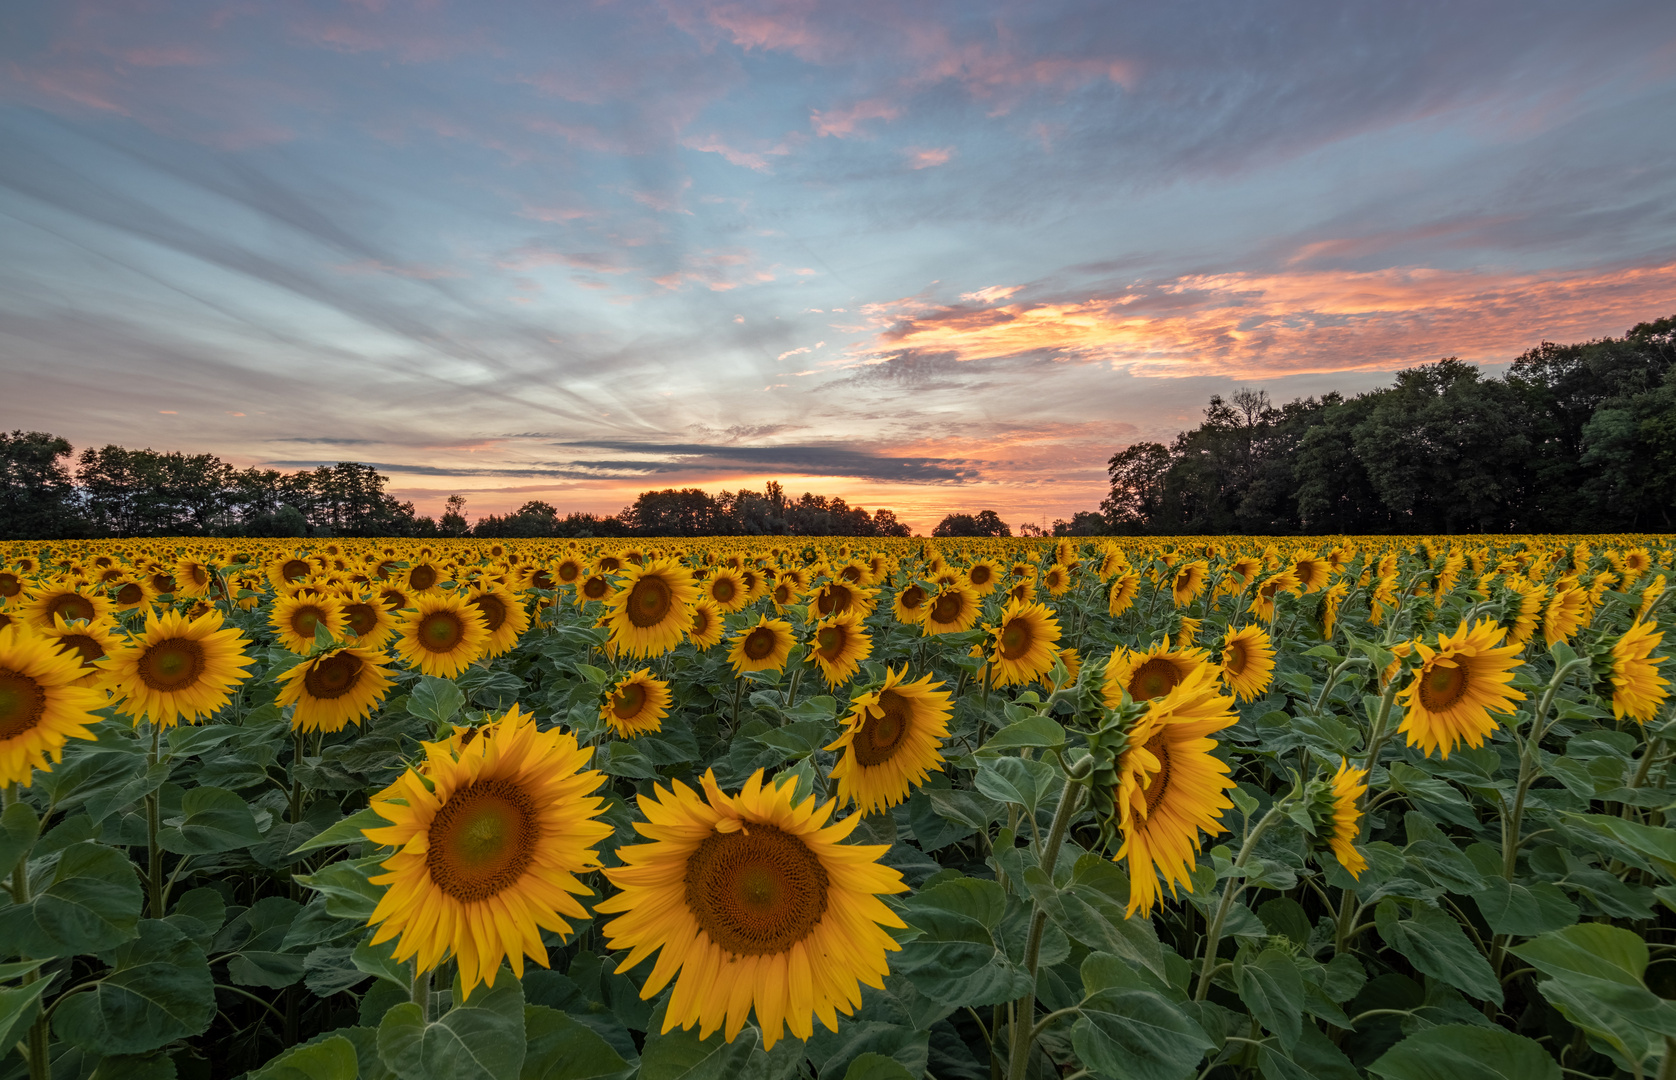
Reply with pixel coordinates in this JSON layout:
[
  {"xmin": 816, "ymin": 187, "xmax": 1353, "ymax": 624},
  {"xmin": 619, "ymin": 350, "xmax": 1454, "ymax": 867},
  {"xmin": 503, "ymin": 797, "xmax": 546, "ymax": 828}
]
[
  {"xmin": 1005, "ymin": 761, "xmax": 1086, "ymax": 1080},
  {"xmin": 411, "ymin": 962, "xmax": 432, "ymax": 1023},
  {"xmin": 1503, "ymin": 656, "xmax": 1589, "ymax": 879},
  {"xmin": 730, "ymin": 675, "xmax": 746, "ymax": 728},
  {"xmin": 5, "ymin": 785, "xmax": 49, "ymax": 1080},
  {"xmin": 145, "ymin": 721, "xmax": 165, "ymax": 919},
  {"xmin": 1194, "ymin": 799, "xmax": 1289, "ymax": 1002}
]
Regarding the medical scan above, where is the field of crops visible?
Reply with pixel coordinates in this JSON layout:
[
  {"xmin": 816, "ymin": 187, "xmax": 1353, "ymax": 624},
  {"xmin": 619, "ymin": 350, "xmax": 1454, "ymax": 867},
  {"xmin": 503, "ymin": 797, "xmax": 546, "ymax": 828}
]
[{"xmin": 0, "ymin": 535, "xmax": 1671, "ymax": 1080}]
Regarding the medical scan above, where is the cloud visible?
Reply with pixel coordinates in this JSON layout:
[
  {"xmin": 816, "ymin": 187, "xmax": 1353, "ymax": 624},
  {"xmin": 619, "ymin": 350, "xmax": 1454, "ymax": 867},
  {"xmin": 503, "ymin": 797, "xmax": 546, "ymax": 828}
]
[
  {"xmin": 905, "ymin": 146, "xmax": 954, "ymax": 169},
  {"xmin": 811, "ymin": 97, "xmax": 902, "ymax": 138}
]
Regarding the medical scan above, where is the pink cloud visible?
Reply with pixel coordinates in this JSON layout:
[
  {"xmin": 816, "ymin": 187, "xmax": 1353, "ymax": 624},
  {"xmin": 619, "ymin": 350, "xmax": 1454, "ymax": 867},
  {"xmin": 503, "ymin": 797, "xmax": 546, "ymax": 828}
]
[
  {"xmin": 905, "ymin": 146, "xmax": 954, "ymax": 169},
  {"xmin": 810, "ymin": 96, "xmax": 901, "ymax": 137},
  {"xmin": 495, "ymin": 244, "xmax": 629, "ymax": 274}
]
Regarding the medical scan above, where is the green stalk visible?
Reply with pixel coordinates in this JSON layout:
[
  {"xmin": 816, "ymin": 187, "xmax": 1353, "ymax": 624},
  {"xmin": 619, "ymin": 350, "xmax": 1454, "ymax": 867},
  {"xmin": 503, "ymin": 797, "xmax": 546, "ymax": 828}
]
[
  {"xmin": 411, "ymin": 962, "xmax": 432, "ymax": 1023},
  {"xmin": 1005, "ymin": 765, "xmax": 1087, "ymax": 1080},
  {"xmin": 1333, "ymin": 674, "xmax": 1401, "ymax": 958},
  {"xmin": 5, "ymin": 785, "xmax": 48, "ymax": 1080},
  {"xmin": 145, "ymin": 722, "xmax": 164, "ymax": 919},
  {"xmin": 1194, "ymin": 802, "xmax": 1288, "ymax": 1001}
]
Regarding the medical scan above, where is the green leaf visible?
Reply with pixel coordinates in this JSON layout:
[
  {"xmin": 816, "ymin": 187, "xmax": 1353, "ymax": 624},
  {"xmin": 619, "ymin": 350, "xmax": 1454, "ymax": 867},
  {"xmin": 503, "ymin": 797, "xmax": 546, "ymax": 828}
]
[
  {"xmin": 1367, "ymin": 1025, "xmax": 1558, "ymax": 1080},
  {"xmin": 378, "ymin": 976, "xmax": 526, "ymax": 1080},
  {"xmin": 979, "ymin": 716, "xmax": 1066, "ymax": 753},
  {"xmin": 521, "ymin": 1005, "xmax": 633, "ymax": 1080},
  {"xmin": 637, "ymin": 1001, "xmax": 759, "ymax": 1080},
  {"xmin": 305, "ymin": 946, "xmax": 371, "ymax": 996},
  {"xmin": 1373, "ymin": 900, "xmax": 1500, "ymax": 1004},
  {"xmin": 16, "ymin": 840, "xmax": 142, "ymax": 956},
  {"xmin": 354, "ymin": 934, "xmax": 411, "ymax": 989},
  {"xmin": 0, "ymin": 978, "xmax": 49, "ymax": 1054},
  {"xmin": 228, "ymin": 950, "xmax": 307, "ymax": 989},
  {"xmin": 1562, "ymin": 814, "xmax": 1676, "ymax": 879},
  {"xmin": 1257, "ymin": 1025, "xmax": 1359, "ymax": 1080},
  {"xmin": 840, "ymin": 1053, "xmax": 914, "ymax": 1080},
  {"xmin": 1025, "ymin": 857, "xmax": 1166, "ymax": 982},
  {"xmin": 972, "ymin": 756, "xmax": 1056, "ymax": 814},
  {"xmin": 1510, "ymin": 923, "xmax": 1676, "ymax": 1066},
  {"xmin": 54, "ymin": 919, "xmax": 216, "ymax": 1055},
  {"xmin": 296, "ymin": 855, "xmax": 386, "ymax": 921},
  {"xmin": 576, "ymin": 664, "xmax": 609, "ymax": 685},
  {"xmin": 292, "ymin": 806, "xmax": 386, "ymax": 855},
  {"xmin": 0, "ymin": 800, "xmax": 39, "ymax": 872},
  {"xmin": 1238, "ymin": 948, "xmax": 1304, "ymax": 1047},
  {"xmin": 409, "ymin": 677, "xmax": 466, "ymax": 725},
  {"xmin": 251, "ymin": 1034, "xmax": 361, "ymax": 1080},
  {"xmin": 158, "ymin": 785, "xmax": 264, "ymax": 854},
  {"xmin": 1072, "ymin": 988, "xmax": 1212, "ymax": 1080},
  {"xmin": 894, "ymin": 879, "xmax": 1030, "ymax": 1007}
]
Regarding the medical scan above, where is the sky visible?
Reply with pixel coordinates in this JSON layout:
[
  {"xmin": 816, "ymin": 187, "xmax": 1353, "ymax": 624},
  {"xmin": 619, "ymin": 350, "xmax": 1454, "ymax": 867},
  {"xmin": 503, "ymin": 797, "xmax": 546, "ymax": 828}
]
[{"xmin": 2, "ymin": 1, "xmax": 1675, "ymax": 533}]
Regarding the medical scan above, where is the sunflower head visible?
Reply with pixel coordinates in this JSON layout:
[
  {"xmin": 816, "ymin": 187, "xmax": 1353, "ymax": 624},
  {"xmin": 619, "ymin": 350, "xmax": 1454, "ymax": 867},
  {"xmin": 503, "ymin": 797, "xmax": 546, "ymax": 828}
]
[
  {"xmin": 687, "ymin": 599, "xmax": 724, "ymax": 650},
  {"xmin": 1102, "ymin": 641, "xmax": 1213, "ymax": 707},
  {"xmin": 276, "ymin": 645, "xmax": 394, "ymax": 733},
  {"xmin": 826, "ymin": 666, "xmax": 953, "ymax": 814},
  {"xmin": 394, "ymin": 591, "xmax": 490, "ymax": 679},
  {"xmin": 984, "ymin": 599, "xmax": 1062, "ymax": 688},
  {"xmin": 809, "ymin": 611, "xmax": 872, "ymax": 688},
  {"xmin": 602, "ymin": 669, "xmax": 672, "ymax": 739},
  {"xmin": 1396, "ymin": 619, "xmax": 1526, "ymax": 758},
  {"xmin": 1219, "ymin": 625, "xmax": 1275, "ymax": 703},
  {"xmin": 0, "ymin": 623, "xmax": 107, "ymax": 787},
  {"xmin": 38, "ymin": 614, "xmax": 127, "ymax": 688},
  {"xmin": 1306, "ymin": 759, "xmax": 1369, "ymax": 879},
  {"xmin": 1604, "ymin": 620, "xmax": 1669, "ymax": 724},
  {"xmin": 468, "ymin": 582, "xmax": 531, "ymax": 659},
  {"xmin": 23, "ymin": 580, "xmax": 111, "ymax": 630},
  {"xmin": 102, "ymin": 607, "xmax": 254, "ymax": 730},
  {"xmin": 728, "ymin": 615, "xmax": 796, "ymax": 675},
  {"xmin": 922, "ymin": 582, "xmax": 980, "ymax": 636}
]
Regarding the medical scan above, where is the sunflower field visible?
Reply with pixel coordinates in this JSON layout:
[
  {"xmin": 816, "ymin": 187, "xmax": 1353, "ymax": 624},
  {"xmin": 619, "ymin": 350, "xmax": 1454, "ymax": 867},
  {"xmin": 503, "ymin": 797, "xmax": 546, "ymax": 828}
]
[{"xmin": 0, "ymin": 536, "xmax": 1672, "ymax": 1080}]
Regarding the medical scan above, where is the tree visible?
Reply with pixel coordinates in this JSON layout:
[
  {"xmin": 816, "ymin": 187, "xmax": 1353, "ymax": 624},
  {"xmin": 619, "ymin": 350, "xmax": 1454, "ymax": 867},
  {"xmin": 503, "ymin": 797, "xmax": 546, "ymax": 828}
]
[
  {"xmin": 0, "ymin": 431, "xmax": 82, "ymax": 539},
  {"xmin": 439, "ymin": 494, "xmax": 469, "ymax": 537},
  {"xmin": 1100, "ymin": 442, "xmax": 1171, "ymax": 531},
  {"xmin": 932, "ymin": 511, "xmax": 1008, "ymax": 537}
]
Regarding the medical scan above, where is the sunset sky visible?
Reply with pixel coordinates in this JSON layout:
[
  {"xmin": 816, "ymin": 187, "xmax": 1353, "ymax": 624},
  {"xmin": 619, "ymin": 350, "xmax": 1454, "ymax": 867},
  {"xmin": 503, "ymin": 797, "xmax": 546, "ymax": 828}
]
[{"xmin": 3, "ymin": 1, "xmax": 1674, "ymax": 532}]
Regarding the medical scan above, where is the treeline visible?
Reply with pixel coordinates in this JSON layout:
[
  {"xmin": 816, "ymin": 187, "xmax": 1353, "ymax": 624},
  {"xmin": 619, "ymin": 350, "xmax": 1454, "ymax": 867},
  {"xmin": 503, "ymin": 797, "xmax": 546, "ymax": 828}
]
[
  {"xmin": 0, "ymin": 440, "xmax": 934, "ymax": 539},
  {"xmin": 1081, "ymin": 315, "xmax": 1676, "ymax": 535}
]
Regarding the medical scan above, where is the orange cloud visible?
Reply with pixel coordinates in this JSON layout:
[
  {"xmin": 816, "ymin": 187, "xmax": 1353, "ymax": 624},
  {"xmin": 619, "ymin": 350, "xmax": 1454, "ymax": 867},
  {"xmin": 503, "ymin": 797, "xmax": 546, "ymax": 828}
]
[{"xmin": 862, "ymin": 260, "xmax": 1676, "ymax": 376}]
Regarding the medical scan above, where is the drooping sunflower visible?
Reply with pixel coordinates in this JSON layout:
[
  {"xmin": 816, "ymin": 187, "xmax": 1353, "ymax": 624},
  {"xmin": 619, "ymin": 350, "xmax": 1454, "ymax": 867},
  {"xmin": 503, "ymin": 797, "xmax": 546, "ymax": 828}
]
[
  {"xmin": 604, "ymin": 559, "xmax": 698, "ymax": 660},
  {"xmin": 922, "ymin": 582, "xmax": 981, "ymax": 636},
  {"xmin": 276, "ymin": 645, "xmax": 394, "ymax": 733},
  {"xmin": 102, "ymin": 608, "xmax": 254, "ymax": 729},
  {"xmin": 983, "ymin": 599, "xmax": 1062, "ymax": 688},
  {"xmin": 38, "ymin": 614, "xmax": 127, "ymax": 688},
  {"xmin": 1543, "ymin": 586, "xmax": 1589, "ymax": 647},
  {"xmin": 394, "ymin": 591, "xmax": 489, "ymax": 678},
  {"xmin": 1171, "ymin": 561, "xmax": 1208, "ymax": 607},
  {"xmin": 1103, "ymin": 641, "xmax": 1214, "ymax": 705},
  {"xmin": 827, "ymin": 667, "xmax": 953, "ymax": 814},
  {"xmin": 602, "ymin": 669, "xmax": 672, "ymax": 739},
  {"xmin": 1318, "ymin": 579, "xmax": 1350, "ymax": 640},
  {"xmin": 704, "ymin": 569, "xmax": 751, "ymax": 613},
  {"xmin": 1637, "ymin": 575, "xmax": 1666, "ymax": 623},
  {"xmin": 809, "ymin": 611, "xmax": 872, "ymax": 687},
  {"xmin": 687, "ymin": 599, "xmax": 724, "ymax": 650},
  {"xmin": 892, "ymin": 582, "xmax": 929, "ymax": 625},
  {"xmin": 1248, "ymin": 568, "xmax": 1301, "ymax": 622},
  {"xmin": 0, "ymin": 624, "xmax": 107, "ymax": 787},
  {"xmin": 728, "ymin": 616, "xmax": 796, "ymax": 675},
  {"xmin": 1219, "ymin": 625, "xmax": 1275, "ymax": 703},
  {"xmin": 270, "ymin": 592, "xmax": 347, "ymax": 654},
  {"xmin": 1504, "ymin": 578, "xmax": 1545, "ymax": 645},
  {"xmin": 1608, "ymin": 620, "xmax": 1669, "ymax": 724},
  {"xmin": 467, "ymin": 582, "xmax": 530, "ymax": 659},
  {"xmin": 1108, "ymin": 573, "xmax": 1140, "ymax": 617},
  {"xmin": 22, "ymin": 580, "xmax": 110, "ymax": 630},
  {"xmin": 364, "ymin": 704, "xmax": 612, "ymax": 998},
  {"xmin": 1112, "ymin": 665, "xmax": 1238, "ymax": 916},
  {"xmin": 596, "ymin": 769, "xmax": 909, "ymax": 1049},
  {"xmin": 1396, "ymin": 619, "xmax": 1526, "ymax": 759},
  {"xmin": 1319, "ymin": 759, "xmax": 1368, "ymax": 878}
]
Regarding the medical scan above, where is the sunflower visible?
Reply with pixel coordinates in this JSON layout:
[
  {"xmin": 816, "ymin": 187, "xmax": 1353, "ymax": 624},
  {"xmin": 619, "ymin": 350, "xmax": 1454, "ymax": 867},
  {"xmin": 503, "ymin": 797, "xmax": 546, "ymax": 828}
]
[
  {"xmin": 102, "ymin": 608, "xmax": 254, "ymax": 729},
  {"xmin": 405, "ymin": 560, "xmax": 445, "ymax": 593},
  {"xmin": 553, "ymin": 556, "xmax": 586, "ymax": 588},
  {"xmin": 892, "ymin": 582, "xmax": 929, "ymax": 625},
  {"xmin": 1225, "ymin": 556, "xmax": 1262, "ymax": 587},
  {"xmin": 23, "ymin": 581, "xmax": 110, "ymax": 630},
  {"xmin": 596, "ymin": 769, "xmax": 909, "ymax": 1049},
  {"xmin": 1248, "ymin": 568, "xmax": 1301, "ymax": 622},
  {"xmin": 394, "ymin": 591, "xmax": 489, "ymax": 678},
  {"xmin": 276, "ymin": 646, "xmax": 394, "ymax": 733},
  {"xmin": 1318, "ymin": 579, "xmax": 1350, "ymax": 640},
  {"xmin": 1608, "ymin": 620, "xmax": 1669, "ymax": 724},
  {"xmin": 1048, "ymin": 647, "xmax": 1083, "ymax": 692},
  {"xmin": 336, "ymin": 587, "xmax": 398, "ymax": 648},
  {"xmin": 1103, "ymin": 641, "xmax": 1214, "ymax": 705},
  {"xmin": 1107, "ymin": 573, "xmax": 1140, "ymax": 616},
  {"xmin": 1542, "ymin": 585, "xmax": 1591, "ymax": 648},
  {"xmin": 813, "ymin": 581, "xmax": 875, "ymax": 619},
  {"xmin": 172, "ymin": 557, "xmax": 217, "ymax": 598},
  {"xmin": 1041, "ymin": 564, "xmax": 1072, "ymax": 597},
  {"xmin": 1397, "ymin": 619, "xmax": 1526, "ymax": 759},
  {"xmin": 728, "ymin": 616, "xmax": 796, "ymax": 675},
  {"xmin": 267, "ymin": 554, "xmax": 317, "ymax": 592},
  {"xmin": 365, "ymin": 704, "xmax": 612, "ymax": 998},
  {"xmin": 1291, "ymin": 554, "xmax": 1332, "ymax": 593},
  {"xmin": 687, "ymin": 600, "xmax": 724, "ymax": 650},
  {"xmin": 1219, "ymin": 625, "xmax": 1275, "ymax": 703},
  {"xmin": 1006, "ymin": 580, "xmax": 1037, "ymax": 604},
  {"xmin": 468, "ymin": 582, "xmax": 530, "ymax": 659},
  {"xmin": 1637, "ymin": 575, "xmax": 1667, "ymax": 623},
  {"xmin": 0, "ymin": 569, "xmax": 26, "ymax": 601},
  {"xmin": 809, "ymin": 611, "xmax": 872, "ymax": 688},
  {"xmin": 1171, "ymin": 561, "xmax": 1208, "ymax": 607},
  {"xmin": 604, "ymin": 560, "xmax": 698, "ymax": 660},
  {"xmin": 603, "ymin": 669, "xmax": 672, "ymax": 739},
  {"xmin": 0, "ymin": 624, "xmax": 107, "ymax": 787},
  {"xmin": 1113, "ymin": 666, "xmax": 1238, "ymax": 917},
  {"xmin": 1175, "ymin": 617, "xmax": 1201, "ymax": 649},
  {"xmin": 704, "ymin": 569, "xmax": 751, "ymax": 613},
  {"xmin": 270, "ymin": 592, "xmax": 347, "ymax": 654},
  {"xmin": 826, "ymin": 667, "xmax": 953, "ymax": 814},
  {"xmin": 965, "ymin": 558, "xmax": 1002, "ymax": 596},
  {"xmin": 983, "ymin": 599, "xmax": 1062, "ymax": 688},
  {"xmin": 576, "ymin": 572, "xmax": 612, "ymax": 606},
  {"xmin": 1504, "ymin": 578, "xmax": 1544, "ymax": 645},
  {"xmin": 922, "ymin": 582, "xmax": 980, "ymax": 636},
  {"xmin": 38, "ymin": 614, "xmax": 127, "ymax": 688},
  {"xmin": 1319, "ymin": 759, "xmax": 1368, "ymax": 878}
]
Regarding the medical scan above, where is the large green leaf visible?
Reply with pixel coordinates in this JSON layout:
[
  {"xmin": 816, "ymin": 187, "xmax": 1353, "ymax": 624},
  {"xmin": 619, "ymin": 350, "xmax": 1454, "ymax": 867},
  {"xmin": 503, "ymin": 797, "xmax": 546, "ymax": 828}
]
[
  {"xmin": 1367, "ymin": 1025, "xmax": 1559, "ymax": 1080},
  {"xmin": 1072, "ymin": 988, "xmax": 1212, "ymax": 1080},
  {"xmin": 1025, "ymin": 855, "xmax": 1166, "ymax": 981},
  {"xmin": 840, "ymin": 1054, "xmax": 914, "ymax": 1080},
  {"xmin": 1238, "ymin": 948, "xmax": 1304, "ymax": 1048},
  {"xmin": 377, "ymin": 976, "xmax": 525, "ymax": 1080},
  {"xmin": 521, "ymin": 1006, "xmax": 633, "ymax": 1080},
  {"xmin": 292, "ymin": 806, "xmax": 387, "ymax": 855},
  {"xmin": 54, "ymin": 919, "xmax": 216, "ymax": 1055},
  {"xmin": 296, "ymin": 855, "xmax": 386, "ymax": 921},
  {"xmin": 894, "ymin": 879, "xmax": 1031, "ymax": 1007},
  {"xmin": 1511, "ymin": 923, "xmax": 1676, "ymax": 1069},
  {"xmin": 1373, "ymin": 900, "xmax": 1500, "ymax": 1004},
  {"xmin": 0, "ymin": 978, "xmax": 49, "ymax": 1053},
  {"xmin": 409, "ymin": 677, "xmax": 466, "ymax": 726},
  {"xmin": 637, "ymin": 1001, "xmax": 760, "ymax": 1080},
  {"xmin": 250, "ymin": 1034, "xmax": 360, "ymax": 1080},
  {"xmin": 158, "ymin": 785, "xmax": 264, "ymax": 854},
  {"xmin": 15, "ymin": 840, "xmax": 142, "ymax": 957}
]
